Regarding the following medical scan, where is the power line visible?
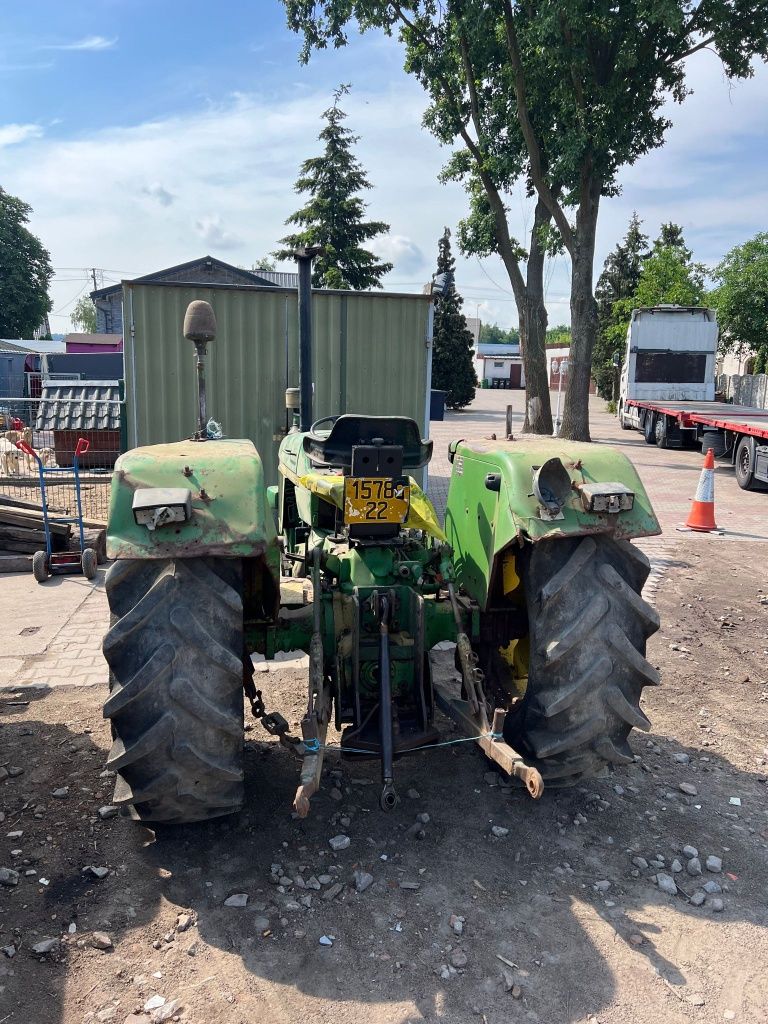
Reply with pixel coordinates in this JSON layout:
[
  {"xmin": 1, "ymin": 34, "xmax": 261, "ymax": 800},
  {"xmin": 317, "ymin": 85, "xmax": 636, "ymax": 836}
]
[
  {"xmin": 474, "ymin": 257, "xmax": 516, "ymax": 296},
  {"xmin": 50, "ymin": 282, "xmax": 88, "ymax": 316}
]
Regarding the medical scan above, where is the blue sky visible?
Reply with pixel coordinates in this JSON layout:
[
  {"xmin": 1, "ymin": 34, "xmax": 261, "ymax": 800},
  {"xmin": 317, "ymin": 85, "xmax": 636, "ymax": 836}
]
[{"xmin": 3, "ymin": 1, "xmax": 768, "ymax": 333}]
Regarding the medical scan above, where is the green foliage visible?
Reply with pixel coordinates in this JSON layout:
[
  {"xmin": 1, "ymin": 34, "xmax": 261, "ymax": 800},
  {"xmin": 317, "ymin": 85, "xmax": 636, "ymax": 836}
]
[
  {"xmin": 546, "ymin": 325, "xmax": 571, "ymax": 347},
  {"xmin": 432, "ymin": 229, "xmax": 477, "ymax": 410},
  {"xmin": 252, "ymin": 257, "xmax": 277, "ymax": 272},
  {"xmin": 592, "ymin": 219, "xmax": 704, "ymax": 397},
  {"xmin": 593, "ymin": 214, "xmax": 649, "ymax": 397},
  {"xmin": 754, "ymin": 344, "xmax": 768, "ymax": 375},
  {"xmin": 71, "ymin": 295, "xmax": 97, "ymax": 333},
  {"xmin": 479, "ymin": 322, "xmax": 519, "ymax": 346},
  {"xmin": 634, "ymin": 244, "xmax": 706, "ymax": 309},
  {"xmin": 274, "ymin": 85, "xmax": 393, "ymax": 290},
  {"xmin": 596, "ymin": 214, "xmax": 649, "ymax": 323},
  {"xmin": 654, "ymin": 223, "xmax": 692, "ymax": 261},
  {"xmin": 710, "ymin": 232, "xmax": 768, "ymax": 355},
  {"xmin": 281, "ymin": 0, "xmax": 768, "ymax": 437},
  {"xmin": 0, "ymin": 187, "xmax": 53, "ymax": 337}
]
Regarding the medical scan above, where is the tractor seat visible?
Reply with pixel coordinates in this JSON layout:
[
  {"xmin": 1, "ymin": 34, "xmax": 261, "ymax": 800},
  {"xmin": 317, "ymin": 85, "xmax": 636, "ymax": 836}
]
[{"xmin": 303, "ymin": 414, "xmax": 432, "ymax": 471}]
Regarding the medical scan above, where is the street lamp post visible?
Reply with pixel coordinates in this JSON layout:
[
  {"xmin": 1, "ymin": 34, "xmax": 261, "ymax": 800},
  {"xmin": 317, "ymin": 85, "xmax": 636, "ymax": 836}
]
[{"xmin": 552, "ymin": 358, "xmax": 569, "ymax": 436}]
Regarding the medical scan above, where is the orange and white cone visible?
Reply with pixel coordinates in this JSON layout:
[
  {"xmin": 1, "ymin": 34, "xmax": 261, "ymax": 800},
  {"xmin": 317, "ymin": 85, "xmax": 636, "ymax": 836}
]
[{"xmin": 684, "ymin": 448, "xmax": 718, "ymax": 532}]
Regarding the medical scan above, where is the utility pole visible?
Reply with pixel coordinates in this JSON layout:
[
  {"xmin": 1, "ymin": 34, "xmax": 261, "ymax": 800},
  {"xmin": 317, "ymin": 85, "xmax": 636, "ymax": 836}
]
[{"xmin": 90, "ymin": 268, "xmax": 98, "ymax": 291}]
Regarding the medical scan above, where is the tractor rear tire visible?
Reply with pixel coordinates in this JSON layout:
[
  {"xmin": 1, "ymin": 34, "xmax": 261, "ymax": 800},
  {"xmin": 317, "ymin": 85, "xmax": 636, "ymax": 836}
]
[
  {"xmin": 504, "ymin": 535, "xmax": 660, "ymax": 785},
  {"xmin": 102, "ymin": 557, "xmax": 245, "ymax": 824}
]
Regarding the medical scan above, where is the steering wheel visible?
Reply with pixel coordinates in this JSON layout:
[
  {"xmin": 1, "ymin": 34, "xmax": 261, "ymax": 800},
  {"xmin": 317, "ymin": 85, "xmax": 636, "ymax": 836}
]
[{"xmin": 309, "ymin": 414, "xmax": 341, "ymax": 434}]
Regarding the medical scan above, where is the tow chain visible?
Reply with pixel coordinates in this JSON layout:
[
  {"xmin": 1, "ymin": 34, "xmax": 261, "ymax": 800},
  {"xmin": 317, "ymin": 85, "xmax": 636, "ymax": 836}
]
[{"xmin": 243, "ymin": 671, "xmax": 291, "ymax": 737}]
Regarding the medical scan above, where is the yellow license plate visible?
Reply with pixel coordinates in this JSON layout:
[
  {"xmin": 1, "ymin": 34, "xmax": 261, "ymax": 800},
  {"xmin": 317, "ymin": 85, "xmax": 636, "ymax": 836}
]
[{"xmin": 343, "ymin": 477, "xmax": 410, "ymax": 525}]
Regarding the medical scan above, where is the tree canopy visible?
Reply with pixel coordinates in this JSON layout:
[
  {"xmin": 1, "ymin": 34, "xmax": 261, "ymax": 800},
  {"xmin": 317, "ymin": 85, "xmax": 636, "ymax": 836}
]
[
  {"xmin": 274, "ymin": 85, "xmax": 393, "ymax": 289},
  {"xmin": 479, "ymin": 322, "xmax": 519, "ymax": 346},
  {"xmin": 592, "ymin": 222, "xmax": 705, "ymax": 396},
  {"xmin": 282, "ymin": 1, "xmax": 768, "ymax": 440},
  {"xmin": 633, "ymin": 242, "xmax": 706, "ymax": 309},
  {"xmin": 0, "ymin": 187, "xmax": 53, "ymax": 338},
  {"xmin": 71, "ymin": 295, "xmax": 97, "ymax": 333},
  {"xmin": 710, "ymin": 232, "xmax": 768, "ymax": 356},
  {"xmin": 431, "ymin": 228, "xmax": 477, "ymax": 409}
]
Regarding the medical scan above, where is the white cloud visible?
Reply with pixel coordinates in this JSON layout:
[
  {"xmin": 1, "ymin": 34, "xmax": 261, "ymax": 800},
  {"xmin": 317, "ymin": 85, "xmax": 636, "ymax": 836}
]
[
  {"xmin": 142, "ymin": 182, "xmax": 176, "ymax": 206},
  {"xmin": 195, "ymin": 215, "xmax": 243, "ymax": 251},
  {"xmin": 0, "ymin": 123, "xmax": 43, "ymax": 147},
  {"xmin": 44, "ymin": 35, "xmax": 117, "ymax": 52},
  {"xmin": 0, "ymin": 62, "xmax": 54, "ymax": 73},
  {"xmin": 372, "ymin": 234, "xmax": 425, "ymax": 275},
  {"xmin": 3, "ymin": 54, "xmax": 767, "ymax": 330}
]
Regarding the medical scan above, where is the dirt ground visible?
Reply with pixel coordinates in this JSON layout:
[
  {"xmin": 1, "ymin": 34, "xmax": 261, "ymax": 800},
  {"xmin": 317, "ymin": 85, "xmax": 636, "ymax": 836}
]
[{"xmin": 1, "ymin": 538, "xmax": 767, "ymax": 1024}]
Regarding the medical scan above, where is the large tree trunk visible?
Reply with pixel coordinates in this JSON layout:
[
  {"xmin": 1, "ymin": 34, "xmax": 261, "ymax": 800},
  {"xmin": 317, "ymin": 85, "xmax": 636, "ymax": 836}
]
[
  {"xmin": 520, "ymin": 199, "xmax": 552, "ymax": 434},
  {"xmin": 561, "ymin": 185, "xmax": 600, "ymax": 441}
]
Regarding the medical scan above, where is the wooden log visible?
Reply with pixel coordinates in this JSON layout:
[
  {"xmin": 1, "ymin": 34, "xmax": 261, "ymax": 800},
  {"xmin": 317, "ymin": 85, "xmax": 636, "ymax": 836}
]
[
  {"xmin": 0, "ymin": 493, "xmax": 65, "ymax": 514},
  {"xmin": 0, "ymin": 507, "xmax": 71, "ymax": 536},
  {"xmin": 0, "ymin": 538, "xmax": 41, "ymax": 554},
  {"xmin": 0, "ymin": 525, "xmax": 68, "ymax": 552},
  {"xmin": 67, "ymin": 527, "xmax": 107, "ymax": 563},
  {"xmin": 0, "ymin": 552, "xmax": 33, "ymax": 573}
]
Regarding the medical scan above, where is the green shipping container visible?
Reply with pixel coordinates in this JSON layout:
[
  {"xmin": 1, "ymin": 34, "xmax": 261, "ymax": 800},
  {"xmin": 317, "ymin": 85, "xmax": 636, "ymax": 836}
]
[{"xmin": 124, "ymin": 282, "xmax": 433, "ymax": 485}]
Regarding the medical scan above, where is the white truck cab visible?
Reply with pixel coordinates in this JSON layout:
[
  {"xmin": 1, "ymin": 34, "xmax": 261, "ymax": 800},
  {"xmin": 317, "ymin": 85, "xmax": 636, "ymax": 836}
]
[{"xmin": 618, "ymin": 306, "xmax": 718, "ymax": 428}]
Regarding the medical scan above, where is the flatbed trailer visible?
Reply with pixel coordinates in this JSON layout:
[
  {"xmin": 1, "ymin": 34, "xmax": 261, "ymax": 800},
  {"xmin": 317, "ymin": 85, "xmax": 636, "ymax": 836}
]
[{"xmin": 623, "ymin": 399, "xmax": 768, "ymax": 490}]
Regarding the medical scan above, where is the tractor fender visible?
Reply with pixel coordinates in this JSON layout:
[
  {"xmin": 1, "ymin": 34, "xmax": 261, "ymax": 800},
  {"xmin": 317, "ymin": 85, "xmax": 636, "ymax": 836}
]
[
  {"xmin": 444, "ymin": 438, "xmax": 660, "ymax": 609},
  {"xmin": 106, "ymin": 438, "xmax": 281, "ymax": 579}
]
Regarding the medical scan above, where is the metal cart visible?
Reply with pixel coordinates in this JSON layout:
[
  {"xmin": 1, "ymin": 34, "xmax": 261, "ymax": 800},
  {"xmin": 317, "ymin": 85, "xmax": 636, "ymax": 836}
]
[{"xmin": 17, "ymin": 437, "xmax": 98, "ymax": 583}]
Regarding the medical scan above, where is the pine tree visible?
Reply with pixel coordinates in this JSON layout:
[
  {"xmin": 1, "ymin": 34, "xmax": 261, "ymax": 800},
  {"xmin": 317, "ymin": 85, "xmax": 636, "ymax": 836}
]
[
  {"xmin": 592, "ymin": 213, "xmax": 649, "ymax": 397},
  {"xmin": 595, "ymin": 213, "xmax": 649, "ymax": 326},
  {"xmin": 274, "ymin": 85, "xmax": 393, "ymax": 289},
  {"xmin": 431, "ymin": 228, "xmax": 477, "ymax": 410},
  {"xmin": 655, "ymin": 222, "xmax": 692, "ymax": 261}
]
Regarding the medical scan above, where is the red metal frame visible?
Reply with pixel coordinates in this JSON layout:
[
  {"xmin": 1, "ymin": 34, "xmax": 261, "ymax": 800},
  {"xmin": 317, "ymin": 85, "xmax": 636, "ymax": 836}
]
[{"xmin": 625, "ymin": 400, "xmax": 768, "ymax": 440}]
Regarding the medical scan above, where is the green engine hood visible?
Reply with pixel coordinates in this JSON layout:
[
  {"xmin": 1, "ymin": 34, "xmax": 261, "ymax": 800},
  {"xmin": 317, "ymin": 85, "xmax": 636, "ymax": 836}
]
[
  {"xmin": 107, "ymin": 438, "xmax": 280, "ymax": 574},
  {"xmin": 445, "ymin": 437, "xmax": 661, "ymax": 608}
]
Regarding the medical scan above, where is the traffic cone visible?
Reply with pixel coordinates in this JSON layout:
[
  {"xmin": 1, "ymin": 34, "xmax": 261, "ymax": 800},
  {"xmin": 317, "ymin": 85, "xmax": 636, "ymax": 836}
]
[{"xmin": 684, "ymin": 448, "xmax": 718, "ymax": 532}]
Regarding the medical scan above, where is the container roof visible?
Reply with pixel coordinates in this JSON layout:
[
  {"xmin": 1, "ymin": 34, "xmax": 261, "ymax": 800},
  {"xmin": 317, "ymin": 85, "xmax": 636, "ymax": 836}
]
[
  {"xmin": 63, "ymin": 333, "xmax": 123, "ymax": 347},
  {"xmin": 35, "ymin": 380, "xmax": 122, "ymax": 431}
]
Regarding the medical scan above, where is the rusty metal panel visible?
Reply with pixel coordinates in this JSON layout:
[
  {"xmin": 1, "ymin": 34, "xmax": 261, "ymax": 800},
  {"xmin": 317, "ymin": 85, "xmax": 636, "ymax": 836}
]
[{"xmin": 125, "ymin": 283, "xmax": 430, "ymax": 484}]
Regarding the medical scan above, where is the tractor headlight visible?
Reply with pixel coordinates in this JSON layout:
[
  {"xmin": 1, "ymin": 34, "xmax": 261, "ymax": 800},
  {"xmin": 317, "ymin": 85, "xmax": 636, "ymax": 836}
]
[
  {"xmin": 577, "ymin": 482, "xmax": 635, "ymax": 514},
  {"xmin": 132, "ymin": 488, "xmax": 193, "ymax": 531}
]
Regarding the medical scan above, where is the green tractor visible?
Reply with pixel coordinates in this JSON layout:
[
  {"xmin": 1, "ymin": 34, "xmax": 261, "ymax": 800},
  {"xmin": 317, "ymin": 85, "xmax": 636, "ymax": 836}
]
[{"xmin": 102, "ymin": 255, "xmax": 661, "ymax": 824}]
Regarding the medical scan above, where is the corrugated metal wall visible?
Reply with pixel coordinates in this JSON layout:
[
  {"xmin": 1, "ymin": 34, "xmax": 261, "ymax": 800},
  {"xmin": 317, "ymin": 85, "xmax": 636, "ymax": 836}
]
[{"xmin": 125, "ymin": 283, "xmax": 431, "ymax": 484}]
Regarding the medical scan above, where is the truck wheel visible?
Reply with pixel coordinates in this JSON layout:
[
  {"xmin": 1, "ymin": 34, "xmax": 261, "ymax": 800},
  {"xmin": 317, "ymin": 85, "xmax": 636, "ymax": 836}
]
[
  {"xmin": 654, "ymin": 416, "xmax": 669, "ymax": 449},
  {"xmin": 619, "ymin": 404, "xmax": 632, "ymax": 430},
  {"xmin": 504, "ymin": 535, "xmax": 660, "ymax": 785},
  {"xmin": 735, "ymin": 435, "xmax": 768, "ymax": 491},
  {"xmin": 102, "ymin": 557, "xmax": 245, "ymax": 824},
  {"xmin": 643, "ymin": 414, "xmax": 656, "ymax": 445}
]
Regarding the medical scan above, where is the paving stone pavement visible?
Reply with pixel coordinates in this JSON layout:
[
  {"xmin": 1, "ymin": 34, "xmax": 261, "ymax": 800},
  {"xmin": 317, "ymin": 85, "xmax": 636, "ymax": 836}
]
[
  {"xmin": 0, "ymin": 572, "xmax": 108, "ymax": 691},
  {"xmin": 1, "ymin": 387, "xmax": 764, "ymax": 690}
]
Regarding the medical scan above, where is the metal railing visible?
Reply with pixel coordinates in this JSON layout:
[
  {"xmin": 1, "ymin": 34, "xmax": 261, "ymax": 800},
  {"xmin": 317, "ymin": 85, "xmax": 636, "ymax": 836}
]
[{"xmin": 1, "ymin": 396, "xmax": 125, "ymax": 523}]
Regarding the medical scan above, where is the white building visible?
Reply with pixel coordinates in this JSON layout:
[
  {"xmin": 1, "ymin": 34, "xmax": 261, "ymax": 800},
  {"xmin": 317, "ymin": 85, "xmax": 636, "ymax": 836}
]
[{"xmin": 474, "ymin": 343, "xmax": 525, "ymax": 388}]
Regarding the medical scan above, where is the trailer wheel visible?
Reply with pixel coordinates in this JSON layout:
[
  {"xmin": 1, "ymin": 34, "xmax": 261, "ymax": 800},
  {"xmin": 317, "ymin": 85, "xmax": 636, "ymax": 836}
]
[
  {"xmin": 735, "ymin": 436, "xmax": 768, "ymax": 491},
  {"xmin": 32, "ymin": 550, "xmax": 49, "ymax": 583},
  {"xmin": 102, "ymin": 557, "xmax": 245, "ymax": 824},
  {"xmin": 643, "ymin": 413, "xmax": 656, "ymax": 445},
  {"xmin": 654, "ymin": 416, "xmax": 669, "ymax": 449},
  {"xmin": 81, "ymin": 547, "xmax": 98, "ymax": 580},
  {"xmin": 504, "ymin": 535, "xmax": 660, "ymax": 786}
]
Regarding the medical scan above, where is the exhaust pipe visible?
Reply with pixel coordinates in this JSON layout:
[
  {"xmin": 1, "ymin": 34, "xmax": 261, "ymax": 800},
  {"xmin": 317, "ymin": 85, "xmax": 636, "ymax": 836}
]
[
  {"xmin": 183, "ymin": 300, "xmax": 217, "ymax": 441},
  {"xmin": 292, "ymin": 246, "xmax": 323, "ymax": 432}
]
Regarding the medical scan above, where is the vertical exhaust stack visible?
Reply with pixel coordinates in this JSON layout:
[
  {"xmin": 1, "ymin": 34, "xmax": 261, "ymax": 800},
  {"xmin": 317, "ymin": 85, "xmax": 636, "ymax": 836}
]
[
  {"xmin": 183, "ymin": 300, "xmax": 217, "ymax": 441},
  {"xmin": 292, "ymin": 247, "xmax": 323, "ymax": 431}
]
